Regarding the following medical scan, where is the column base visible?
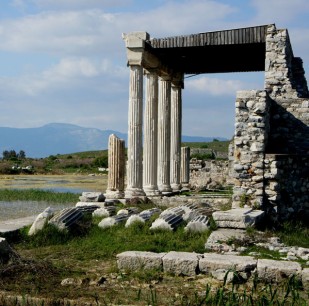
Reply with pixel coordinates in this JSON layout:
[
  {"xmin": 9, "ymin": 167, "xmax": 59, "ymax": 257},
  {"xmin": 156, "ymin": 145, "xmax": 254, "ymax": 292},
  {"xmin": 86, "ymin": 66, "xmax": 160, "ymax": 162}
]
[
  {"xmin": 143, "ymin": 186, "xmax": 161, "ymax": 197},
  {"xmin": 158, "ymin": 184, "xmax": 172, "ymax": 193},
  {"xmin": 171, "ymin": 183, "xmax": 182, "ymax": 192},
  {"xmin": 105, "ymin": 189, "xmax": 125, "ymax": 199},
  {"xmin": 125, "ymin": 187, "xmax": 146, "ymax": 199}
]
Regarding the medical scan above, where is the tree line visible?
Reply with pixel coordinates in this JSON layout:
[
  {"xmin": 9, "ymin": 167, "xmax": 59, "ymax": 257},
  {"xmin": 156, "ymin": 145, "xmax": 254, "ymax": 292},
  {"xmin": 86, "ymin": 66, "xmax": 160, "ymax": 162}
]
[{"xmin": 2, "ymin": 150, "xmax": 26, "ymax": 160}]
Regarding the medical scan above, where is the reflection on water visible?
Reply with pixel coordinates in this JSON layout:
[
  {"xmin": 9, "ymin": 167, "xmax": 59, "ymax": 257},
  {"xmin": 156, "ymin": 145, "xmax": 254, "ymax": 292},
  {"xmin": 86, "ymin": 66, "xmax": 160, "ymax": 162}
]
[{"xmin": 0, "ymin": 201, "xmax": 74, "ymax": 221}]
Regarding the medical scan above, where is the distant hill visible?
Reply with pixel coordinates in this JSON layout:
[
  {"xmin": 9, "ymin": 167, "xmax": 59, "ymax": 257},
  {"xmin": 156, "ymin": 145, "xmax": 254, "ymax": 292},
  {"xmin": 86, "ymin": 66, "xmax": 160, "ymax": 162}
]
[{"xmin": 0, "ymin": 123, "xmax": 227, "ymax": 158}]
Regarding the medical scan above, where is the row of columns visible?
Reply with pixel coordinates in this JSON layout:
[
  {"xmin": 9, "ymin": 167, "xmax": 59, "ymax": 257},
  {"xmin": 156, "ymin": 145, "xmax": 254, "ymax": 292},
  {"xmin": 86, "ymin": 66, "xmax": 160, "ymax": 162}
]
[{"xmin": 125, "ymin": 64, "xmax": 184, "ymax": 197}]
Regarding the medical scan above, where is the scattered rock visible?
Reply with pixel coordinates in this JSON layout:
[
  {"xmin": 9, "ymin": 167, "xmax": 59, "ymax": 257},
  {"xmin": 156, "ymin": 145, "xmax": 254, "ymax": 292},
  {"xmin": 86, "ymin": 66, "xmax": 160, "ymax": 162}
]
[{"xmin": 28, "ymin": 207, "xmax": 54, "ymax": 236}]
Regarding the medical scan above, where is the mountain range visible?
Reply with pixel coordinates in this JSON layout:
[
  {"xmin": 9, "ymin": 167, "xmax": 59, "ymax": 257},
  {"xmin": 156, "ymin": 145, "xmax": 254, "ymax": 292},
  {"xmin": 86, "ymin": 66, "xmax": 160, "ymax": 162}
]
[{"xmin": 0, "ymin": 123, "xmax": 227, "ymax": 158}]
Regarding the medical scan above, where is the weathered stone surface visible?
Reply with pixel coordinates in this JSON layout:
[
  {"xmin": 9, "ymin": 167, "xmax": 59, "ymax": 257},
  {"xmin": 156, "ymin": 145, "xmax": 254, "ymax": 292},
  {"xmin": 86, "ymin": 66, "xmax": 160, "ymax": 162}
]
[
  {"xmin": 213, "ymin": 208, "xmax": 264, "ymax": 228},
  {"xmin": 162, "ymin": 251, "xmax": 201, "ymax": 276},
  {"xmin": 257, "ymin": 259, "xmax": 302, "ymax": 282},
  {"xmin": 98, "ymin": 214, "xmax": 128, "ymax": 229},
  {"xmin": 28, "ymin": 207, "xmax": 54, "ymax": 236},
  {"xmin": 205, "ymin": 228, "xmax": 248, "ymax": 252},
  {"xmin": 125, "ymin": 207, "xmax": 161, "ymax": 227},
  {"xmin": 49, "ymin": 207, "xmax": 84, "ymax": 230},
  {"xmin": 185, "ymin": 215, "xmax": 209, "ymax": 233},
  {"xmin": 150, "ymin": 213, "xmax": 183, "ymax": 231},
  {"xmin": 105, "ymin": 134, "xmax": 125, "ymax": 199},
  {"xmin": 199, "ymin": 253, "xmax": 256, "ymax": 274},
  {"xmin": 117, "ymin": 251, "xmax": 166, "ymax": 271},
  {"xmin": 302, "ymin": 268, "xmax": 309, "ymax": 288},
  {"xmin": 92, "ymin": 206, "xmax": 116, "ymax": 218},
  {"xmin": 79, "ymin": 192, "xmax": 105, "ymax": 202}
]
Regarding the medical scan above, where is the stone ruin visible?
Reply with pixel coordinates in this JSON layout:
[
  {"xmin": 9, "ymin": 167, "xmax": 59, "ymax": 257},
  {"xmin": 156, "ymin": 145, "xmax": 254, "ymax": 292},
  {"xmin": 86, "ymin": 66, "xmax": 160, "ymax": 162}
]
[{"xmin": 118, "ymin": 23, "xmax": 308, "ymax": 223}]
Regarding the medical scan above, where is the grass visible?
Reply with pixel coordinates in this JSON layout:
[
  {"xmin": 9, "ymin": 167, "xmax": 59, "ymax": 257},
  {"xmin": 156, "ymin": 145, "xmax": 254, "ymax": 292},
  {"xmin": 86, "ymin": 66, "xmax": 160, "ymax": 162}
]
[{"xmin": 0, "ymin": 188, "xmax": 79, "ymax": 203}]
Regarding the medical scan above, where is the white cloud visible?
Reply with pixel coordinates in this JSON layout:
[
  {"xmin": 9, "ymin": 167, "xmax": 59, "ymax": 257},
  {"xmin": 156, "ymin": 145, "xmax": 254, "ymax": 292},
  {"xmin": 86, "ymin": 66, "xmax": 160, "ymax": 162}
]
[
  {"xmin": 185, "ymin": 76, "xmax": 260, "ymax": 96},
  {"xmin": 251, "ymin": 0, "xmax": 309, "ymax": 25}
]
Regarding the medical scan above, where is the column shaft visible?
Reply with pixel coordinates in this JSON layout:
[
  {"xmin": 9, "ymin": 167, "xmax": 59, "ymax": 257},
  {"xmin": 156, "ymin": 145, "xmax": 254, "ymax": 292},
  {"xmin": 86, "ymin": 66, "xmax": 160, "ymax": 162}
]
[
  {"xmin": 106, "ymin": 134, "xmax": 125, "ymax": 199},
  {"xmin": 170, "ymin": 84, "xmax": 182, "ymax": 191},
  {"xmin": 125, "ymin": 65, "xmax": 145, "ymax": 197},
  {"xmin": 143, "ymin": 72, "xmax": 160, "ymax": 196},
  {"xmin": 180, "ymin": 146, "xmax": 190, "ymax": 187},
  {"xmin": 157, "ymin": 78, "xmax": 172, "ymax": 192}
]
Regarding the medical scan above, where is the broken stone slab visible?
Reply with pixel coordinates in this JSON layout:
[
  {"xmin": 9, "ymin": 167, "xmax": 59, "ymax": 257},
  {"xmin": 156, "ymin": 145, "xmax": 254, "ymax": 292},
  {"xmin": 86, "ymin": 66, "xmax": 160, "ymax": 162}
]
[
  {"xmin": 162, "ymin": 251, "xmax": 202, "ymax": 276},
  {"xmin": 79, "ymin": 192, "xmax": 105, "ymax": 202},
  {"xmin": 185, "ymin": 215, "xmax": 210, "ymax": 233},
  {"xmin": 178, "ymin": 203, "xmax": 200, "ymax": 221},
  {"xmin": 211, "ymin": 269, "xmax": 234, "ymax": 283},
  {"xmin": 117, "ymin": 251, "xmax": 166, "ymax": 271},
  {"xmin": 125, "ymin": 208, "xmax": 162, "ymax": 227},
  {"xmin": 98, "ymin": 214, "xmax": 129, "ymax": 229},
  {"xmin": 49, "ymin": 207, "xmax": 84, "ymax": 230},
  {"xmin": 150, "ymin": 213, "xmax": 183, "ymax": 231},
  {"xmin": 28, "ymin": 207, "xmax": 54, "ymax": 236},
  {"xmin": 117, "ymin": 207, "xmax": 139, "ymax": 216},
  {"xmin": 199, "ymin": 253, "xmax": 257, "ymax": 275},
  {"xmin": 160, "ymin": 206, "xmax": 185, "ymax": 217},
  {"xmin": 212, "ymin": 208, "xmax": 264, "ymax": 229},
  {"xmin": 92, "ymin": 206, "xmax": 116, "ymax": 218},
  {"xmin": 257, "ymin": 259, "xmax": 302, "ymax": 282},
  {"xmin": 205, "ymin": 228, "xmax": 248, "ymax": 252},
  {"xmin": 139, "ymin": 208, "xmax": 161, "ymax": 220}
]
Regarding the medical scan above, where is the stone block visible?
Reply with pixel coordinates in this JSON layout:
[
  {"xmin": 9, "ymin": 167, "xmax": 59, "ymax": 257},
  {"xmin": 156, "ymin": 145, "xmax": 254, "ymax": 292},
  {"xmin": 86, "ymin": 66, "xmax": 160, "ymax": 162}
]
[
  {"xmin": 117, "ymin": 251, "xmax": 165, "ymax": 271},
  {"xmin": 212, "ymin": 208, "xmax": 265, "ymax": 229},
  {"xmin": 199, "ymin": 253, "xmax": 257, "ymax": 274},
  {"xmin": 205, "ymin": 228, "xmax": 248, "ymax": 252},
  {"xmin": 79, "ymin": 192, "xmax": 105, "ymax": 202},
  {"xmin": 257, "ymin": 259, "xmax": 302, "ymax": 282},
  {"xmin": 162, "ymin": 251, "xmax": 201, "ymax": 276},
  {"xmin": 28, "ymin": 207, "xmax": 54, "ymax": 236},
  {"xmin": 302, "ymin": 268, "xmax": 309, "ymax": 288}
]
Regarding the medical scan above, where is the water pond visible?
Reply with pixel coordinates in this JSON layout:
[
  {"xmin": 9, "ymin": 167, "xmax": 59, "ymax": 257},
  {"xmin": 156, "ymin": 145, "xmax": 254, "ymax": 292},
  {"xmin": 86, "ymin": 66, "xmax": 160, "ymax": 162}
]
[{"xmin": 0, "ymin": 174, "xmax": 107, "ymax": 220}]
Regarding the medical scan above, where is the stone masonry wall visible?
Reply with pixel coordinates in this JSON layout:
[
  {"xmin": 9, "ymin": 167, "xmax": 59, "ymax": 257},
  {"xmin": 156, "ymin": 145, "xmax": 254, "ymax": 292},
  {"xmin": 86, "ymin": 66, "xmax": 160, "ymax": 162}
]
[
  {"xmin": 232, "ymin": 24, "xmax": 309, "ymax": 221},
  {"xmin": 232, "ymin": 90, "xmax": 270, "ymax": 208},
  {"xmin": 264, "ymin": 154, "xmax": 309, "ymax": 221}
]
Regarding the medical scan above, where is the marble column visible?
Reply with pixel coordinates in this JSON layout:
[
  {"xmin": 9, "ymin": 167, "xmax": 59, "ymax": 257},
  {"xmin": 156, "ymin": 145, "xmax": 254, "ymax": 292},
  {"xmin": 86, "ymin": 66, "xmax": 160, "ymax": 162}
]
[
  {"xmin": 157, "ymin": 77, "xmax": 172, "ymax": 193},
  {"xmin": 105, "ymin": 134, "xmax": 125, "ymax": 199},
  {"xmin": 180, "ymin": 146, "xmax": 190, "ymax": 187},
  {"xmin": 143, "ymin": 71, "xmax": 160, "ymax": 196},
  {"xmin": 125, "ymin": 65, "xmax": 145, "ymax": 198},
  {"xmin": 170, "ymin": 82, "xmax": 182, "ymax": 191}
]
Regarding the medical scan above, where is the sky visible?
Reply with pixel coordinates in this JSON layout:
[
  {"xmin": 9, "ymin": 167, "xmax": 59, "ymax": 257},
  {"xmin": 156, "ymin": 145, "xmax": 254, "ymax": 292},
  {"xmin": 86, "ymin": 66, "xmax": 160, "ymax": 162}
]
[{"xmin": 0, "ymin": 0, "xmax": 308, "ymax": 139}]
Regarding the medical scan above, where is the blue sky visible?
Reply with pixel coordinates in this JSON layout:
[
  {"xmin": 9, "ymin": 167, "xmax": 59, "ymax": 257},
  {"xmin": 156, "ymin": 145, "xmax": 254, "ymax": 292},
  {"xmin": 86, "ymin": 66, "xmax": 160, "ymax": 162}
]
[{"xmin": 0, "ymin": 0, "xmax": 308, "ymax": 138}]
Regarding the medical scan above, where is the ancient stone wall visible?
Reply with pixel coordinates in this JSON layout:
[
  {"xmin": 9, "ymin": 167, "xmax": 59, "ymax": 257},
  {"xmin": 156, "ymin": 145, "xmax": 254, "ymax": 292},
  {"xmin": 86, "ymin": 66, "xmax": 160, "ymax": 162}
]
[
  {"xmin": 232, "ymin": 24, "xmax": 309, "ymax": 220},
  {"xmin": 264, "ymin": 154, "xmax": 309, "ymax": 221},
  {"xmin": 232, "ymin": 90, "xmax": 270, "ymax": 208}
]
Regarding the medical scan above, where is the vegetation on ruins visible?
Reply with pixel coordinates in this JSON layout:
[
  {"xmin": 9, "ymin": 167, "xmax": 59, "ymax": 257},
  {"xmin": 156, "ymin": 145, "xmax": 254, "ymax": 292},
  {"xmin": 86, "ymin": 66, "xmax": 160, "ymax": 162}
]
[{"xmin": 0, "ymin": 206, "xmax": 308, "ymax": 305}]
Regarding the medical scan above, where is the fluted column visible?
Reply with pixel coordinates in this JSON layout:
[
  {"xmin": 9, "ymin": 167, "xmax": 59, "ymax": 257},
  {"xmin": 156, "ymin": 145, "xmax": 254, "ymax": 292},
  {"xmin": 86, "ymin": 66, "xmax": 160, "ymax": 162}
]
[
  {"xmin": 180, "ymin": 146, "xmax": 190, "ymax": 187},
  {"xmin": 157, "ymin": 77, "xmax": 172, "ymax": 193},
  {"xmin": 105, "ymin": 134, "xmax": 125, "ymax": 199},
  {"xmin": 170, "ymin": 82, "xmax": 182, "ymax": 191},
  {"xmin": 125, "ymin": 65, "xmax": 145, "ymax": 197},
  {"xmin": 143, "ymin": 71, "xmax": 160, "ymax": 196}
]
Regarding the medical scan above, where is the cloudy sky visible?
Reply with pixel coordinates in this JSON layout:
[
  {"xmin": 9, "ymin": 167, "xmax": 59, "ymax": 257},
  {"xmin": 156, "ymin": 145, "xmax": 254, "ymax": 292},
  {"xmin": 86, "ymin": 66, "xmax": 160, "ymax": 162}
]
[{"xmin": 0, "ymin": 0, "xmax": 308, "ymax": 139}]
